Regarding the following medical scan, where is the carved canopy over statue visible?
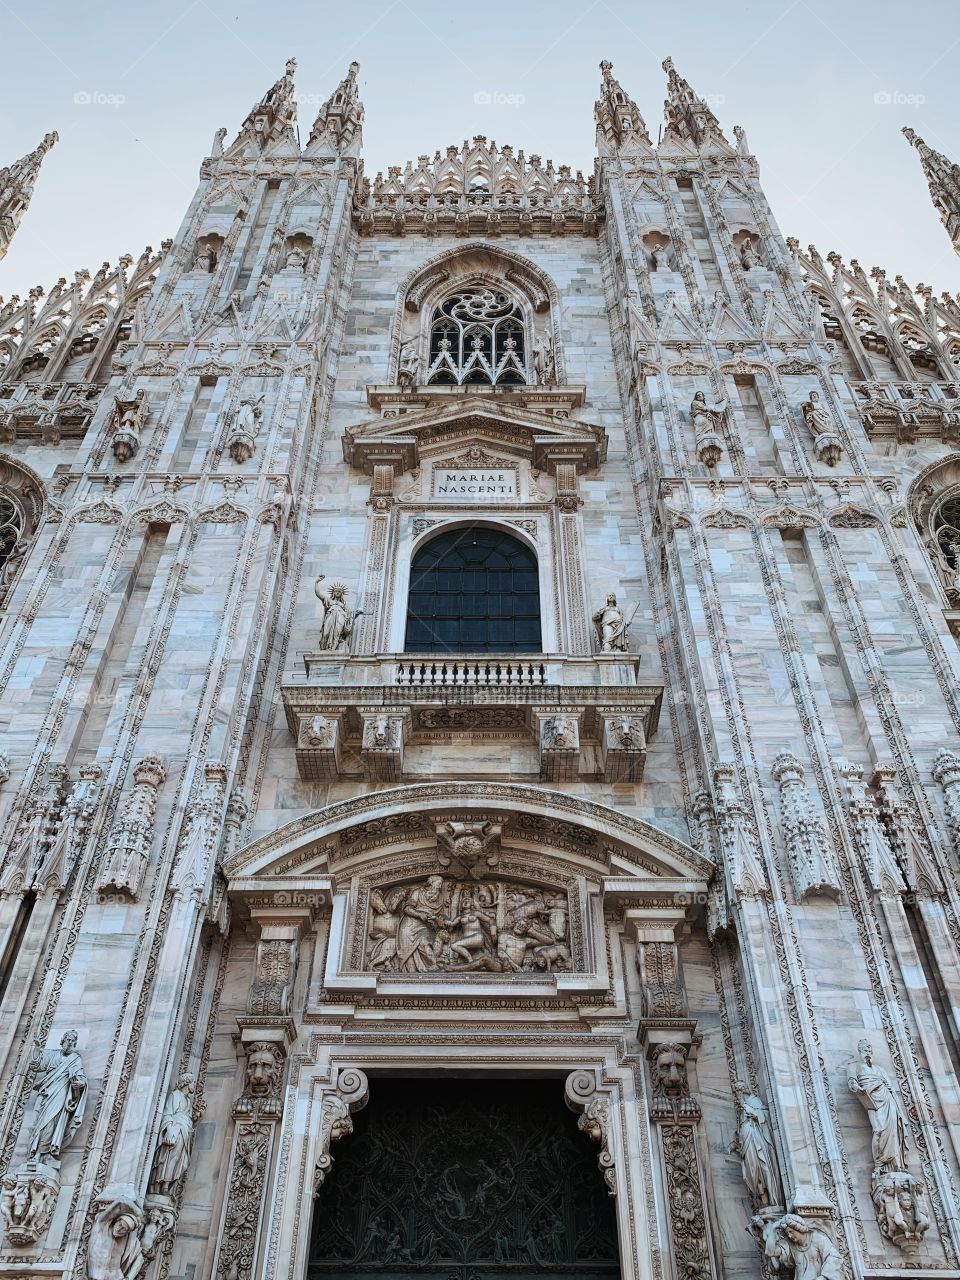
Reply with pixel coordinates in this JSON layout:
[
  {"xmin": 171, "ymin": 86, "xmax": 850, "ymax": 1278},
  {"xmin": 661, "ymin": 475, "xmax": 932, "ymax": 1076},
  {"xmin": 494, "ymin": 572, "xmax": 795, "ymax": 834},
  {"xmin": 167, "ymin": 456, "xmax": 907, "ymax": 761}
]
[{"xmin": 365, "ymin": 875, "xmax": 571, "ymax": 973}]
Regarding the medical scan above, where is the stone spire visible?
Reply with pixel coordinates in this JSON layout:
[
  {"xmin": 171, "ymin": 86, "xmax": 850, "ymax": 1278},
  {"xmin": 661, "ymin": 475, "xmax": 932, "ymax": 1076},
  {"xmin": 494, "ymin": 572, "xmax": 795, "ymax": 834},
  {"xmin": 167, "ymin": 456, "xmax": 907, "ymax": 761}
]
[
  {"xmin": 229, "ymin": 57, "xmax": 298, "ymax": 152},
  {"xmin": 594, "ymin": 60, "xmax": 651, "ymax": 155},
  {"xmin": 903, "ymin": 127, "xmax": 960, "ymax": 257},
  {"xmin": 307, "ymin": 61, "xmax": 364, "ymax": 158},
  {"xmin": 0, "ymin": 131, "xmax": 57, "ymax": 264},
  {"xmin": 660, "ymin": 57, "xmax": 729, "ymax": 149}
]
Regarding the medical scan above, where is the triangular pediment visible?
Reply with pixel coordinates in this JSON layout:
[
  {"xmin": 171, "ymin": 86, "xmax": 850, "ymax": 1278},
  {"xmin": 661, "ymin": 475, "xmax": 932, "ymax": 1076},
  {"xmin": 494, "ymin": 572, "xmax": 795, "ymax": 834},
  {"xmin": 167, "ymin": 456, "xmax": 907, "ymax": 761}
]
[{"xmin": 343, "ymin": 394, "xmax": 607, "ymax": 475}]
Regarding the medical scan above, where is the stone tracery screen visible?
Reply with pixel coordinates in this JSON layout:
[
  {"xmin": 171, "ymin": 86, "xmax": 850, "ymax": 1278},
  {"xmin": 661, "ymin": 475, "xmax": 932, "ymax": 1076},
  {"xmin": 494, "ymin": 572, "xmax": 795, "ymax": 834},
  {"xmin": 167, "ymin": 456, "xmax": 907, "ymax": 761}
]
[
  {"xmin": 426, "ymin": 289, "xmax": 527, "ymax": 386},
  {"xmin": 308, "ymin": 1077, "xmax": 621, "ymax": 1280}
]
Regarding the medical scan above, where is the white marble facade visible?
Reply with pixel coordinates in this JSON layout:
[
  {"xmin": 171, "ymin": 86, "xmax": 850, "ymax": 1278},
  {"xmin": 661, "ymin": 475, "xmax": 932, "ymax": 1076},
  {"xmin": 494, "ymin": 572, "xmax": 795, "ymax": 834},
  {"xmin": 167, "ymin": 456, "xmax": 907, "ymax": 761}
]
[{"xmin": 0, "ymin": 50, "xmax": 958, "ymax": 1280}]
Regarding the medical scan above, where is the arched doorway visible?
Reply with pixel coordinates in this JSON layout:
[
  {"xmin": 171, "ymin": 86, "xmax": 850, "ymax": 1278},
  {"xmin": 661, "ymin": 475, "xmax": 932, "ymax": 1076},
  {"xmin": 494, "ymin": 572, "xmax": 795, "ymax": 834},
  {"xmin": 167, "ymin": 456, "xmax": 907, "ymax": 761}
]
[
  {"xmin": 404, "ymin": 526, "xmax": 542, "ymax": 654},
  {"xmin": 308, "ymin": 1077, "xmax": 620, "ymax": 1280}
]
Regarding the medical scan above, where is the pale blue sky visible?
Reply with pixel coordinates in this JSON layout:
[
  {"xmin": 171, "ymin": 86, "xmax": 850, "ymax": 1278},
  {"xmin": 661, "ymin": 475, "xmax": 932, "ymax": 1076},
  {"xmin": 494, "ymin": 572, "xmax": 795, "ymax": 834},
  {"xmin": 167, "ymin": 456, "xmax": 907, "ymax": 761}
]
[{"xmin": 1, "ymin": 0, "xmax": 959, "ymax": 299}]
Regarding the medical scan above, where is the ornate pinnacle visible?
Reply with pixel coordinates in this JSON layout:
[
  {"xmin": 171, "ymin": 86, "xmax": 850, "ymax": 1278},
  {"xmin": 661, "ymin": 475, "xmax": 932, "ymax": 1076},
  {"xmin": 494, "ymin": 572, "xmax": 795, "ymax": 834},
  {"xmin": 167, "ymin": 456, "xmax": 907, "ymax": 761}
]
[
  {"xmin": 0, "ymin": 131, "xmax": 59, "ymax": 264},
  {"xmin": 594, "ymin": 59, "xmax": 651, "ymax": 154}
]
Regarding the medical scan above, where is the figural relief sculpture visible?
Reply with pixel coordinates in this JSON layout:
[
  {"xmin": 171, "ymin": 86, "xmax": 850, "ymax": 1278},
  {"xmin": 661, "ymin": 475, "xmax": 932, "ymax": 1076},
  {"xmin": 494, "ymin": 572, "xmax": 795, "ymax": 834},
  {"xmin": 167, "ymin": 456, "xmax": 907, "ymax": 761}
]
[
  {"xmin": 365, "ymin": 876, "xmax": 571, "ymax": 973},
  {"xmin": 112, "ymin": 389, "xmax": 148, "ymax": 463},
  {"xmin": 847, "ymin": 1039, "xmax": 930, "ymax": 1252}
]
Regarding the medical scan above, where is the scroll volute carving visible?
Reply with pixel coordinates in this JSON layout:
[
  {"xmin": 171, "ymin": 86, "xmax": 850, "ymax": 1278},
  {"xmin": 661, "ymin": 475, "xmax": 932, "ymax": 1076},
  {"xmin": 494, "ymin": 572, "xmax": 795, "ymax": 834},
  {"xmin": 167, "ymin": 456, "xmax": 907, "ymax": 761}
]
[
  {"xmin": 314, "ymin": 1068, "xmax": 369, "ymax": 1195},
  {"xmin": 564, "ymin": 1071, "xmax": 616, "ymax": 1196}
]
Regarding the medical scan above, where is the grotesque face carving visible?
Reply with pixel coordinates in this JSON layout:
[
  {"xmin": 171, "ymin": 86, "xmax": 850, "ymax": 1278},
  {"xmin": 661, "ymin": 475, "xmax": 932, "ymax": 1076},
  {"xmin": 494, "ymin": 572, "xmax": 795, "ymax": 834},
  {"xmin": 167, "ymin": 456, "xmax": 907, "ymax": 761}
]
[
  {"xmin": 650, "ymin": 1042, "xmax": 689, "ymax": 1096},
  {"xmin": 245, "ymin": 1045, "xmax": 281, "ymax": 1097}
]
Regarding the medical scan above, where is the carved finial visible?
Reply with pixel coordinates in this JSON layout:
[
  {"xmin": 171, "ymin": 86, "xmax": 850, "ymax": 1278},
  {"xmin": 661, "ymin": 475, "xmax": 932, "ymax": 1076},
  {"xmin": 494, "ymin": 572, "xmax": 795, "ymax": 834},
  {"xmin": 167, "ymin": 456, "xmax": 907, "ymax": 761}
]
[
  {"xmin": 307, "ymin": 61, "xmax": 364, "ymax": 157},
  {"xmin": 660, "ymin": 56, "xmax": 730, "ymax": 149},
  {"xmin": 902, "ymin": 125, "xmax": 960, "ymax": 259}
]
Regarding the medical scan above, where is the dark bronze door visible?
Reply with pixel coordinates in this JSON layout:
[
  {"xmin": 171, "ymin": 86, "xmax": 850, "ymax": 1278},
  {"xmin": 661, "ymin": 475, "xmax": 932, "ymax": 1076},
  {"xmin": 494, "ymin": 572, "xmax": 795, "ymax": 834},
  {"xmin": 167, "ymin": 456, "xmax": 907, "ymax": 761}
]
[{"xmin": 308, "ymin": 1077, "xmax": 621, "ymax": 1280}]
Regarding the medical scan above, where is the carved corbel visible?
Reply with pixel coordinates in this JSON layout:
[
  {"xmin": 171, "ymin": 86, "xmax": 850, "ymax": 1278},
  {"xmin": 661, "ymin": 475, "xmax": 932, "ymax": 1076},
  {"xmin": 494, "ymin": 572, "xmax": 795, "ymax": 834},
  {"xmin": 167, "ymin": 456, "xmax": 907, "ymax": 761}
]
[
  {"xmin": 599, "ymin": 713, "xmax": 646, "ymax": 782},
  {"xmin": 369, "ymin": 462, "xmax": 395, "ymax": 512},
  {"xmin": 436, "ymin": 820, "xmax": 501, "ymax": 878},
  {"xmin": 564, "ymin": 1072, "xmax": 616, "ymax": 1195},
  {"xmin": 537, "ymin": 712, "xmax": 581, "ymax": 782},
  {"xmin": 314, "ymin": 1068, "xmax": 369, "ymax": 1195},
  {"xmin": 554, "ymin": 462, "xmax": 582, "ymax": 512},
  {"xmin": 360, "ymin": 709, "xmax": 407, "ymax": 782},
  {"xmin": 771, "ymin": 752, "xmax": 842, "ymax": 900},
  {"xmin": 234, "ymin": 1035, "xmax": 288, "ymax": 1122},
  {"xmin": 295, "ymin": 713, "xmax": 344, "ymax": 781},
  {"xmin": 646, "ymin": 1040, "xmax": 701, "ymax": 1121}
]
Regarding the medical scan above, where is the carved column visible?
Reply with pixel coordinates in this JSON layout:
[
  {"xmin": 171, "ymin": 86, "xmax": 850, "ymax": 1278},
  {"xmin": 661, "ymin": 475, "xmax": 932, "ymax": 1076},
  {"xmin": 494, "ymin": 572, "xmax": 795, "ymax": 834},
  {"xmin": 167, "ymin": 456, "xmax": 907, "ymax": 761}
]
[
  {"xmin": 626, "ymin": 910, "xmax": 717, "ymax": 1280},
  {"xmin": 554, "ymin": 463, "xmax": 591, "ymax": 653},
  {"xmin": 211, "ymin": 894, "xmax": 316, "ymax": 1280},
  {"xmin": 356, "ymin": 460, "xmax": 395, "ymax": 653}
]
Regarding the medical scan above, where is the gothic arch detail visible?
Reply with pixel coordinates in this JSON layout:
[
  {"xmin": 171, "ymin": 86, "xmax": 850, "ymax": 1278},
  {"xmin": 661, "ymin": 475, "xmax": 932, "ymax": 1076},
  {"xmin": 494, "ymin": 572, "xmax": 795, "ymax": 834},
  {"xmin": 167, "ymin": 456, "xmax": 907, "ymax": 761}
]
[
  {"xmin": 0, "ymin": 455, "xmax": 44, "ymax": 605},
  {"xmin": 392, "ymin": 243, "xmax": 565, "ymax": 385},
  {"xmin": 909, "ymin": 454, "xmax": 960, "ymax": 604}
]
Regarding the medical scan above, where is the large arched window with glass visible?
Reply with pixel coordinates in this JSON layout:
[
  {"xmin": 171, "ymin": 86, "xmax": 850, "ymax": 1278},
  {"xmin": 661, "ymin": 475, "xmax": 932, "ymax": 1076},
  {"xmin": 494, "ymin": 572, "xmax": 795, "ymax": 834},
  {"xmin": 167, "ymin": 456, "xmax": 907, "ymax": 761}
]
[
  {"xmin": 426, "ymin": 289, "xmax": 526, "ymax": 386},
  {"xmin": 405, "ymin": 525, "xmax": 542, "ymax": 653}
]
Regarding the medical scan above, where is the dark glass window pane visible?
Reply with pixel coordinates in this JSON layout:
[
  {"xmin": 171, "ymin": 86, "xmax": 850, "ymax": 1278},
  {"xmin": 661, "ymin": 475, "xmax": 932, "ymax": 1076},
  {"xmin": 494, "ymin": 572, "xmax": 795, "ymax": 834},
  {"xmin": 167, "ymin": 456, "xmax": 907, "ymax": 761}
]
[{"xmin": 405, "ymin": 526, "xmax": 542, "ymax": 654}]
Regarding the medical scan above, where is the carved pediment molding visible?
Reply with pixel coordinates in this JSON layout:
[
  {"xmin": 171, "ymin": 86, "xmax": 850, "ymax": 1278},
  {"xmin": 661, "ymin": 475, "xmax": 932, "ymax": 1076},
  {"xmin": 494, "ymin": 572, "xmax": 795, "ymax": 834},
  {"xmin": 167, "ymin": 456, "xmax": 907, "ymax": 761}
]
[
  {"xmin": 224, "ymin": 781, "xmax": 712, "ymax": 886},
  {"xmin": 344, "ymin": 398, "xmax": 606, "ymax": 475}
]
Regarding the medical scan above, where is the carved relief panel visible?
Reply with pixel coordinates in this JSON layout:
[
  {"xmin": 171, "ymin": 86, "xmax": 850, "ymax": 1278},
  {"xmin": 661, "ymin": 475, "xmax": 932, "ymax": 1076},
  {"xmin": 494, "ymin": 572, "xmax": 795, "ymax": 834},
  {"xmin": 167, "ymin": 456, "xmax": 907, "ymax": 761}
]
[{"xmin": 360, "ymin": 874, "xmax": 574, "ymax": 974}]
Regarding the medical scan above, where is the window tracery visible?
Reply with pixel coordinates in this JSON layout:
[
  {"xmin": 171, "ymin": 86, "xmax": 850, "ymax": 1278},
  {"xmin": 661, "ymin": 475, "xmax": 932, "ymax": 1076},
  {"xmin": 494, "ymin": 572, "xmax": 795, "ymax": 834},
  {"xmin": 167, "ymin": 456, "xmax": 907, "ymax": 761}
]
[
  {"xmin": 426, "ymin": 290, "xmax": 526, "ymax": 386},
  {"xmin": 0, "ymin": 459, "xmax": 44, "ymax": 605}
]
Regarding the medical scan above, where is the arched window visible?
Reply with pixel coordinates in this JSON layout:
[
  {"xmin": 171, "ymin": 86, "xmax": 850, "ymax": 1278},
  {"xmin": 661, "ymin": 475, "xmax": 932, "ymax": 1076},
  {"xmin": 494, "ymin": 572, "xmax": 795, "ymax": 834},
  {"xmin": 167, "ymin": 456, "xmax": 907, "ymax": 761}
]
[
  {"xmin": 935, "ymin": 494, "xmax": 960, "ymax": 572},
  {"xmin": 426, "ymin": 289, "xmax": 526, "ymax": 386},
  {"xmin": 0, "ymin": 460, "xmax": 44, "ymax": 605},
  {"xmin": 405, "ymin": 526, "xmax": 542, "ymax": 654}
]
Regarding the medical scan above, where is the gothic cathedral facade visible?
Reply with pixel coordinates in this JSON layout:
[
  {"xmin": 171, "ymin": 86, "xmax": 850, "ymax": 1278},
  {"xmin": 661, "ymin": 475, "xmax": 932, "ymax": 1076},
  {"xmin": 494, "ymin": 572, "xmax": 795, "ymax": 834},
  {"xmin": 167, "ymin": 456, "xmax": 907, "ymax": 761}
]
[{"xmin": 1, "ymin": 53, "xmax": 960, "ymax": 1280}]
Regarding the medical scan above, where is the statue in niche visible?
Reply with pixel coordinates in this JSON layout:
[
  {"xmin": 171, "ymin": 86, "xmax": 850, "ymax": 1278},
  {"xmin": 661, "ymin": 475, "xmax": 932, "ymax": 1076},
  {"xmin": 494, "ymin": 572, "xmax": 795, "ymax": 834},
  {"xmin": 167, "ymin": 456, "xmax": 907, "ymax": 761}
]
[
  {"xmin": 397, "ymin": 340, "xmax": 419, "ymax": 389},
  {"xmin": 314, "ymin": 577, "xmax": 363, "ymax": 651},
  {"xmin": 730, "ymin": 1079, "xmax": 783, "ymax": 1208},
  {"xmin": 149, "ymin": 1072, "xmax": 201, "ymax": 1196},
  {"xmin": 366, "ymin": 876, "xmax": 571, "ymax": 973},
  {"xmin": 800, "ymin": 389, "xmax": 842, "ymax": 466},
  {"xmin": 532, "ymin": 334, "xmax": 556, "ymax": 386},
  {"xmin": 846, "ymin": 1039, "xmax": 909, "ymax": 1173},
  {"xmin": 690, "ymin": 390, "xmax": 726, "ymax": 468},
  {"xmin": 739, "ymin": 237, "xmax": 762, "ymax": 270},
  {"xmin": 284, "ymin": 244, "xmax": 307, "ymax": 271},
  {"xmin": 592, "ymin": 592, "xmax": 628, "ymax": 652},
  {"xmin": 28, "ymin": 1030, "xmax": 87, "ymax": 1162}
]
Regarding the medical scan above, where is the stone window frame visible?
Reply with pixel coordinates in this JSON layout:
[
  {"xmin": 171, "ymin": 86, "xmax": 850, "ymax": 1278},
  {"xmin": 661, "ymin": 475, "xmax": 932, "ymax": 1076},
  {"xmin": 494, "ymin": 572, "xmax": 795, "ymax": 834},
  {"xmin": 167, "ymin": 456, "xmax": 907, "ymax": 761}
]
[{"xmin": 0, "ymin": 456, "xmax": 45, "ymax": 608}]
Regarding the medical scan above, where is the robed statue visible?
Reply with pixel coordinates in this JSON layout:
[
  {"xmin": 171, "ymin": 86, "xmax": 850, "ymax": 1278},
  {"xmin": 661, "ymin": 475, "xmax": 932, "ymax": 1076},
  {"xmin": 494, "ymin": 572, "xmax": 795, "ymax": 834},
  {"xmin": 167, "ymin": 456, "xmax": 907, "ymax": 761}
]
[
  {"xmin": 28, "ymin": 1029, "xmax": 87, "ymax": 1162},
  {"xmin": 592, "ymin": 593, "xmax": 628, "ymax": 653},
  {"xmin": 149, "ymin": 1072, "xmax": 201, "ymax": 1196},
  {"xmin": 847, "ymin": 1039, "xmax": 909, "ymax": 1172},
  {"xmin": 314, "ymin": 577, "xmax": 363, "ymax": 651}
]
